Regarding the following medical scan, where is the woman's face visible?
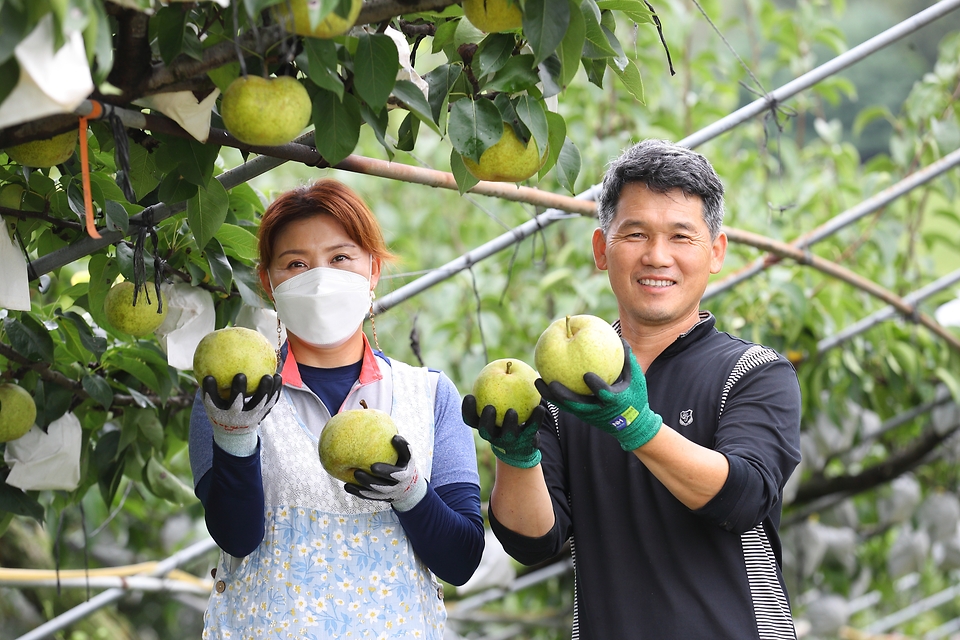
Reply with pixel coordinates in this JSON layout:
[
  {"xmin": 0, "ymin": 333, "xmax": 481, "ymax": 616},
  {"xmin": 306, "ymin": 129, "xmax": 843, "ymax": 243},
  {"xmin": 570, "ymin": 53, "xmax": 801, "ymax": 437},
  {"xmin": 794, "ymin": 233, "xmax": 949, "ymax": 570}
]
[{"xmin": 260, "ymin": 214, "xmax": 381, "ymax": 295}]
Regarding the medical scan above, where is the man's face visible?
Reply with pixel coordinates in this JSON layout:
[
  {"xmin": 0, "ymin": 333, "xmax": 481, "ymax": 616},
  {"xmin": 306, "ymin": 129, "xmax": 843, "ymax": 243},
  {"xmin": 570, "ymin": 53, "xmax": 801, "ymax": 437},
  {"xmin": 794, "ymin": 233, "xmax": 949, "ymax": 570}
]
[{"xmin": 593, "ymin": 183, "xmax": 727, "ymax": 331}]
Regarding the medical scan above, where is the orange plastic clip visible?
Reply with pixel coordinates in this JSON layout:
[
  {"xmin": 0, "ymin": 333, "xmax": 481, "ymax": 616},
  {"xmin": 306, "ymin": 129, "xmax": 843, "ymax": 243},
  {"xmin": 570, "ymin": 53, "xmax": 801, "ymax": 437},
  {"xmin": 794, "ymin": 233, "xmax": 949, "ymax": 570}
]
[{"xmin": 80, "ymin": 100, "xmax": 104, "ymax": 239}]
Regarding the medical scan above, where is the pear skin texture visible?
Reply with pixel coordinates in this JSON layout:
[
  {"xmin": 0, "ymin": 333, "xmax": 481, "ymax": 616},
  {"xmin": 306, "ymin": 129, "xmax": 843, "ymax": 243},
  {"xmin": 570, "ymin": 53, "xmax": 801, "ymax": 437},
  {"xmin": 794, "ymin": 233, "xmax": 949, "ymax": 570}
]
[
  {"xmin": 0, "ymin": 383, "xmax": 37, "ymax": 443},
  {"xmin": 462, "ymin": 0, "xmax": 523, "ymax": 33},
  {"xmin": 534, "ymin": 315, "xmax": 624, "ymax": 396},
  {"xmin": 5, "ymin": 130, "xmax": 78, "ymax": 168},
  {"xmin": 192, "ymin": 327, "xmax": 278, "ymax": 398},
  {"xmin": 274, "ymin": 0, "xmax": 362, "ymax": 38},
  {"xmin": 221, "ymin": 75, "xmax": 312, "ymax": 147},
  {"xmin": 472, "ymin": 358, "xmax": 541, "ymax": 426},
  {"xmin": 104, "ymin": 281, "xmax": 168, "ymax": 337},
  {"xmin": 318, "ymin": 407, "xmax": 399, "ymax": 484},
  {"xmin": 462, "ymin": 124, "xmax": 546, "ymax": 182}
]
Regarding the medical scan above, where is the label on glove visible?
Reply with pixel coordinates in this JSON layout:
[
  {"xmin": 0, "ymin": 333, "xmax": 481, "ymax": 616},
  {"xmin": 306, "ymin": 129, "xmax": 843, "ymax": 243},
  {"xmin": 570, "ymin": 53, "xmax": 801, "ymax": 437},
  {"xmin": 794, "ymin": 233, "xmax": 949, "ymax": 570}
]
[{"xmin": 611, "ymin": 406, "xmax": 640, "ymax": 431}]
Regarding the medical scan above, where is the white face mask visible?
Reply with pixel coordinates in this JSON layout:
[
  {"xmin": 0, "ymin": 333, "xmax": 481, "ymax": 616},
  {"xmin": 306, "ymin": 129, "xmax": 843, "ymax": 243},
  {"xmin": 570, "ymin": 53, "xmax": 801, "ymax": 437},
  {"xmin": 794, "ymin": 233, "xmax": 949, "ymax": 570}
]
[{"xmin": 271, "ymin": 260, "xmax": 373, "ymax": 348}]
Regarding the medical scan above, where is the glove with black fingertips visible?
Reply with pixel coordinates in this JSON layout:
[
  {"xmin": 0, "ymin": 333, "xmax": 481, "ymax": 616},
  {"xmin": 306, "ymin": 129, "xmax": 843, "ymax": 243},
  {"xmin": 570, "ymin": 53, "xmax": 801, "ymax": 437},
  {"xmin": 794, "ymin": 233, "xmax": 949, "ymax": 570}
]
[
  {"xmin": 346, "ymin": 435, "xmax": 427, "ymax": 511},
  {"xmin": 461, "ymin": 394, "xmax": 545, "ymax": 469},
  {"xmin": 201, "ymin": 373, "xmax": 283, "ymax": 456},
  {"xmin": 534, "ymin": 338, "xmax": 662, "ymax": 451}
]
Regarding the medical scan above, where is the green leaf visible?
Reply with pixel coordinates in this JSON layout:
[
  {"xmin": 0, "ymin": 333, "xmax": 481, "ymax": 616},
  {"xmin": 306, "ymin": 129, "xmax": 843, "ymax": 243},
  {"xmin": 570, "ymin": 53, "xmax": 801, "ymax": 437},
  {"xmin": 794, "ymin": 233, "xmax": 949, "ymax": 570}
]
[
  {"xmin": 514, "ymin": 96, "xmax": 550, "ymax": 157},
  {"xmin": 204, "ymin": 237, "xmax": 234, "ymax": 292},
  {"xmin": 33, "ymin": 380, "xmax": 72, "ymax": 430},
  {"xmin": 126, "ymin": 143, "xmax": 161, "ymax": 202},
  {"xmin": 82, "ymin": 374, "xmax": 114, "ymax": 410},
  {"xmin": 482, "ymin": 54, "xmax": 541, "ymax": 94},
  {"xmin": 154, "ymin": 134, "xmax": 220, "ymax": 188},
  {"xmin": 450, "ymin": 149, "xmax": 480, "ymax": 195},
  {"xmin": 103, "ymin": 200, "xmax": 129, "ymax": 234},
  {"xmin": 233, "ymin": 262, "xmax": 270, "ymax": 308},
  {"xmin": 353, "ymin": 33, "xmax": 399, "ymax": 113},
  {"xmin": 537, "ymin": 54, "xmax": 563, "ymax": 99},
  {"xmin": 523, "ymin": 0, "xmax": 570, "ymax": 66},
  {"xmin": 360, "ymin": 101, "xmax": 393, "ymax": 161},
  {"xmin": 312, "ymin": 89, "xmax": 361, "ymax": 166},
  {"xmin": 187, "ymin": 177, "xmax": 229, "ymax": 251},
  {"xmin": 555, "ymin": 136, "xmax": 582, "ymax": 194},
  {"xmin": 144, "ymin": 456, "xmax": 197, "ymax": 505},
  {"xmin": 396, "ymin": 112, "xmax": 420, "ymax": 151},
  {"xmin": 56, "ymin": 309, "xmax": 107, "ymax": 358},
  {"xmin": 392, "ymin": 80, "xmax": 441, "ymax": 135},
  {"xmin": 539, "ymin": 110, "xmax": 566, "ymax": 179},
  {"xmin": 105, "ymin": 352, "xmax": 161, "ymax": 394},
  {"xmin": 581, "ymin": 0, "xmax": 618, "ymax": 58},
  {"xmin": 610, "ymin": 57, "xmax": 644, "ymax": 103},
  {"xmin": 0, "ymin": 482, "xmax": 44, "ymax": 522},
  {"xmin": 153, "ymin": 7, "xmax": 202, "ymax": 65},
  {"xmin": 215, "ymin": 223, "xmax": 259, "ymax": 262},
  {"xmin": 424, "ymin": 64, "xmax": 461, "ymax": 125},
  {"xmin": 596, "ymin": 0, "xmax": 654, "ymax": 24},
  {"xmin": 0, "ymin": 58, "xmax": 19, "ymax": 108},
  {"xmin": 87, "ymin": 253, "xmax": 120, "ymax": 332},
  {"xmin": 476, "ymin": 34, "xmax": 517, "ymax": 78},
  {"xmin": 303, "ymin": 38, "xmax": 344, "ymax": 100},
  {"xmin": 936, "ymin": 367, "xmax": 960, "ymax": 404},
  {"xmin": 207, "ymin": 61, "xmax": 240, "ymax": 94},
  {"xmin": 2, "ymin": 316, "xmax": 54, "ymax": 363},
  {"xmin": 449, "ymin": 98, "xmax": 503, "ymax": 163},
  {"xmin": 853, "ymin": 105, "xmax": 894, "ymax": 137},
  {"xmin": 0, "ymin": 3, "xmax": 29, "ymax": 66}
]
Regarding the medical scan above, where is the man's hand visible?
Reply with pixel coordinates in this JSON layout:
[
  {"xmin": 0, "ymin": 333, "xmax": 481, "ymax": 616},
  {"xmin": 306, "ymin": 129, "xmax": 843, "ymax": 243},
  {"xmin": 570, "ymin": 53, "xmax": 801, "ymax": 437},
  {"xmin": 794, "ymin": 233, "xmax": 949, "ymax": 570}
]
[
  {"xmin": 201, "ymin": 373, "xmax": 283, "ymax": 456},
  {"xmin": 462, "ymin": 395, "xmax": 545, "ymax": 469},
  {"xmin": 535, "ymin": 338, "xmax": 662, "ymax": 451},
  {"xmin": 346, "ymin": 435, "xmax": 427, "ymax": 511}
]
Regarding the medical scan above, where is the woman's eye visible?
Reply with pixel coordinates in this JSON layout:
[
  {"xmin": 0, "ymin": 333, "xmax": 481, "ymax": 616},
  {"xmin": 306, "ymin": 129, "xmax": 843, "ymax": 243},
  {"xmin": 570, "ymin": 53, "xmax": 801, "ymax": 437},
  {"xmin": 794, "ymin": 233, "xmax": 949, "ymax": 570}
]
[{"xmin": 331, "ymin": 254, "xmax": 349, "ymax": 263}]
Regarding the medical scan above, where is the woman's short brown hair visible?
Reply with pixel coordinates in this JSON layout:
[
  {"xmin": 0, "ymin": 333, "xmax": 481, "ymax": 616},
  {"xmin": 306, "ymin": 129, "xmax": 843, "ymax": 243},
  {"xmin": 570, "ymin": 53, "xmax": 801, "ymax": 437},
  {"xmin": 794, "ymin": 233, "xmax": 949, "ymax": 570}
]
[{"xmin": 257, "ymin": 179, "xmax": 396, "ymax": 276}]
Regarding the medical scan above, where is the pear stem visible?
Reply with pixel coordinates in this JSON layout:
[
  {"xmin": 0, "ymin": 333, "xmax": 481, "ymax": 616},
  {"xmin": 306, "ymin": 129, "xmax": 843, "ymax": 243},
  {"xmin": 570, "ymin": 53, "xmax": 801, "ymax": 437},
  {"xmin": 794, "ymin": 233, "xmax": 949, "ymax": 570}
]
[
  {"xmin": 359, "ymin": 399, "xmax": 368, "ymax": 409},
  {"xmin": 506, "ymin": 361, "xmax": 513, "ymax": 375},
  {"xmin": 565, "ymin": 315, "xmax": 572, "ymax": 339}
]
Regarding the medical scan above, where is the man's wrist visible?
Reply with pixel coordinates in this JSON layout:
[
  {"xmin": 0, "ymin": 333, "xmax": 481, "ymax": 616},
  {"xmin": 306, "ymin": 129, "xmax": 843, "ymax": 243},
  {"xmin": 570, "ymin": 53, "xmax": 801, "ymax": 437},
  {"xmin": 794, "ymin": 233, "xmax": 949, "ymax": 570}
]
[
  {"xmin": 616, "ymin": 409, "xmax": 663, "ymax": 451},
  {"xmin": 491, "ymin": 445, "xmax": 542, "ymax": 469}
]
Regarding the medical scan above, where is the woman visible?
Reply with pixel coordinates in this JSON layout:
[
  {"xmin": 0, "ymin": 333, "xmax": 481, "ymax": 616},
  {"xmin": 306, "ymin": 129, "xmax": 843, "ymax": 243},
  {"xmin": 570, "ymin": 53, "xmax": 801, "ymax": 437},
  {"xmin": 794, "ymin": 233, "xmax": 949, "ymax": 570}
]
[{"xmin": 189, "ymin": 179, "xmax": 484, "ymax": 638}]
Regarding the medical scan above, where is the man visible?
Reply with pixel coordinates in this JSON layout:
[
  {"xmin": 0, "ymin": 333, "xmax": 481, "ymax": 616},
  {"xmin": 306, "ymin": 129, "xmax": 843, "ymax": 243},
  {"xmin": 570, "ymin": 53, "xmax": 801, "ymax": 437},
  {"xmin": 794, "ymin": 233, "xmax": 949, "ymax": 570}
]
[{"xmin": 463, "ymin": 139, "xmax": 802, "ymax": 639}]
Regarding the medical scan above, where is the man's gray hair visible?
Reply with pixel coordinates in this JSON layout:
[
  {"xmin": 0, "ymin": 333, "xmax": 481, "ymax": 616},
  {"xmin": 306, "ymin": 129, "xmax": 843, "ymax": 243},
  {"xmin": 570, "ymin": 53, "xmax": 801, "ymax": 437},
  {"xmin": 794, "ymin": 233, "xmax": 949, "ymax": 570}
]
[{"xmin": 596, "ymin": 139, "xmax": 725, "ymax": 239}]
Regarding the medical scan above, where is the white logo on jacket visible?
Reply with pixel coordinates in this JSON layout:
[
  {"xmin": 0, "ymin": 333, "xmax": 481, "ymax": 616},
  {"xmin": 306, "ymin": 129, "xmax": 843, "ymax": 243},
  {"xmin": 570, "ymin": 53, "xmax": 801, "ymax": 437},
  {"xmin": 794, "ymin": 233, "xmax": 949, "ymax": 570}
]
[{"xmin": 679, "ymin": 409, "xmax": 693, "ymax": 426}]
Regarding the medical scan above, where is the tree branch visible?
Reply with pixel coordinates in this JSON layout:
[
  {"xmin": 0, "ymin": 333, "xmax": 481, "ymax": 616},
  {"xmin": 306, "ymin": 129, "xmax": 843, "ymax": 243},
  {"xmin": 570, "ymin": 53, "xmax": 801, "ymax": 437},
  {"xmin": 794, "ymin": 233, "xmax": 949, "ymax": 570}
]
[
  {"xmin": 790, "ymin": 422, "xmax": 960, "ymax": 504},
  {"xmin": 0, "ymin": 342, "xmax": 194, "ymax": 410}
]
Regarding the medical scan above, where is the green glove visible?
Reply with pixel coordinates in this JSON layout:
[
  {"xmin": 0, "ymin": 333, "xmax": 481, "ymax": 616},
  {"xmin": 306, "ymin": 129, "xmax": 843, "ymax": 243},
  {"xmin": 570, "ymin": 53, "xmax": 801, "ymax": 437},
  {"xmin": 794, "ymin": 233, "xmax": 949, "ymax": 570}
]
[
  {"xmin": 462, "ymin": 394, "xmax": 545, "ymax": 468},
  {"xmin": 535, "ymin": 338, "xmax": 662, "ymax": 451}
]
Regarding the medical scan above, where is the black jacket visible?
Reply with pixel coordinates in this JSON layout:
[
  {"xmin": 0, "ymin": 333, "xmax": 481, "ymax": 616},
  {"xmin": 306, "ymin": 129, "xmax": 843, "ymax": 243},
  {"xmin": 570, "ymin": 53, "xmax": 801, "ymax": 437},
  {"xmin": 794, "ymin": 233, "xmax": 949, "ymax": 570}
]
[{"xmin": 491, "ymin": 313, "xmax": 802, "ymax": 639}]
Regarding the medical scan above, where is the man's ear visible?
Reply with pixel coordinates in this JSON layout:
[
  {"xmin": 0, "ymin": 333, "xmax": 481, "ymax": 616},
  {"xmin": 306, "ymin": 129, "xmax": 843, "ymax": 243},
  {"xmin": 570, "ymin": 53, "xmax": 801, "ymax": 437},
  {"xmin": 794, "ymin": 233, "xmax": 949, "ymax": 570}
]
[
  {"xmin": 592, "ymin": 227, "xmax": 609, "ymax": 270},
  {"xmin": 710, "ymin": 232, "xmax": 727, "ymax": 274}
]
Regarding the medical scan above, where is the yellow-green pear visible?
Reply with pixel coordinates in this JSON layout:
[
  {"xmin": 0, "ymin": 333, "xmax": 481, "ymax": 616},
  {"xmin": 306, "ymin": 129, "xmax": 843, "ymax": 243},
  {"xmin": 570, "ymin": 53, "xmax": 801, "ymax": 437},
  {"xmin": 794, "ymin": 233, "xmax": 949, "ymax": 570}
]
[
  {"xmin": 461, "ymin": 124, "xmax": 547, "ymax": 182},
  {"xmin": 0, "ymin": 383, "xmax": 36, "ymax": 443},
  {"xmin": 274, "ymin": 0, "xmax": 363, "ymax": 38},
  {"xmin": 192, "ymin": 327, "xmax": 278, "ymax": 398},
  {"xmin": 5, "ymin": 130, "xmax": 78, "ymax": 168},
  {"xmin": 462, "ymin": 0, "xmax": 523, "ymax": 33},
  {"xmin": 534, "ymin": 315, "xmax": 624, "ymax": 396},
  {"xmin": 103, "ymin": 281, "xmax": 168, "ymax": 337},
  {"xmin": 319, "ymin": 400, "xmax": 398, "ymax": 484},
  {"xmin": 221, "ymin": 75, "xmax": 312, "ymax": 147},
  {"xmin": 472, "ymin": 358, "xmax": 541, "ymax": 426}
]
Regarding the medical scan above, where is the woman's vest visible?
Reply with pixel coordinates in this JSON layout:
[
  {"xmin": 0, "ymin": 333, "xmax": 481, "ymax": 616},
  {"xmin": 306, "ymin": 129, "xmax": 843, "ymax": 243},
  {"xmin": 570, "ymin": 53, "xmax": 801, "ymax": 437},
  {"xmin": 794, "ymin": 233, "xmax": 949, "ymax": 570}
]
[{"xmin": 202, "ymin": 360, "xmax": 445, "ymax": 639}]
